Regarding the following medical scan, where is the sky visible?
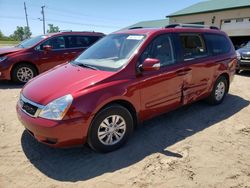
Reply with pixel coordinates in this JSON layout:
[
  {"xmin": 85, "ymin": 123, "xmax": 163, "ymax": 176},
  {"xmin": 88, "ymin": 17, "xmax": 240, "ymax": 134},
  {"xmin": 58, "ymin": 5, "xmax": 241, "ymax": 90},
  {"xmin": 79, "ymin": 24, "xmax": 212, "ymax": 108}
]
[{"xmin": 0, "ymin": 0, "xmax": 205, "ymax": 36}]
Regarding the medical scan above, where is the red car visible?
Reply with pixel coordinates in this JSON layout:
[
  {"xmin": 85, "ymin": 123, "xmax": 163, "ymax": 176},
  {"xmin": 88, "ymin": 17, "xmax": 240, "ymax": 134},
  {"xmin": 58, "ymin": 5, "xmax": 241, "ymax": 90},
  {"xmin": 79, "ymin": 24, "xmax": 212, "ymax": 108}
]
[
  {"xmin": 16, "ymin": 24, "xmax": 237, "ymax": 152},
  {"xmin": 0, "ymin": 31, "xmax": 104, "ymax": 83}
]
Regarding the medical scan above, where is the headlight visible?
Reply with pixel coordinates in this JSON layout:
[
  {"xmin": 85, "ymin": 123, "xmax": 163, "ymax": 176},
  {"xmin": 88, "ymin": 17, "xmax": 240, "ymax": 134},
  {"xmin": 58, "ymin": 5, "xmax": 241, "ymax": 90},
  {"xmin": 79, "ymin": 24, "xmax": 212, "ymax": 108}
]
[
  {"xmin": 236, "ymin": 51, "xmax": 241, "ymax": 60},
  {"xmin": 39, "ymin": 94, "xmax": 73, "ymax": 120},
  {"xmin": 0, "ymin": 56, "xmax": 7, "ymax": 62}
]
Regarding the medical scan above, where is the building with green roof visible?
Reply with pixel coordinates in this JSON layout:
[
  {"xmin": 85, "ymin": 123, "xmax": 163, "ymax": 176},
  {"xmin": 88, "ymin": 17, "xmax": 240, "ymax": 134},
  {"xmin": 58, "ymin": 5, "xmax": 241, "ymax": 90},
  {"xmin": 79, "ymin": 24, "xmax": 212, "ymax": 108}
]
[
  {"xmin": 123, "ymin": 19, "xmax": 169, "ymax": 30},
  {"xmin": 168, "ymin": 0, "xmax": 250, "ymax": 17},
  {"xmin": 167, "ymin": 0, "xmax": 250, "ymax": 45}
]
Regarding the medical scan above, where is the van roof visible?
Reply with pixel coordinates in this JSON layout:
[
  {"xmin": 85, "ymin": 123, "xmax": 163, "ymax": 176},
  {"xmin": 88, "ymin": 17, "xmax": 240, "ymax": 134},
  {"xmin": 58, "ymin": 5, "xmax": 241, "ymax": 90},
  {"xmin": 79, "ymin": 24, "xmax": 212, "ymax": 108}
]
[{"xmin": 114, "ymin": 27, "xmax": 225, "ymax": 36}]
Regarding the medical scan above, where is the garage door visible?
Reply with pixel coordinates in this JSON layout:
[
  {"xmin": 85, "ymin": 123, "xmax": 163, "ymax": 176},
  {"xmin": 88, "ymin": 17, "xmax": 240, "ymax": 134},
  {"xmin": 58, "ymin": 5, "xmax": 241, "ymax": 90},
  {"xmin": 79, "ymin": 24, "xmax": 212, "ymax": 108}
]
[{"xmin": 221, "ymin": 18, "xmax": 250, "ymax": 37}]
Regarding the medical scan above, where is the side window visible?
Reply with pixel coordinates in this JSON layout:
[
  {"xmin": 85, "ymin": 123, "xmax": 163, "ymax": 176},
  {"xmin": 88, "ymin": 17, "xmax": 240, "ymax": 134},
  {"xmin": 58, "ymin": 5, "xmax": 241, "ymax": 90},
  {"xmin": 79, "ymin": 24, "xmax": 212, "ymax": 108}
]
[
  {"xmin": 40, "ymin": 36, "xmax": 65, "ymax": 50},
  {"xmin": 65, "ymin": 36, "xmax": 101, "ymax": 48},
  {"xmin": 66, "ymin": 36, "xmax": 91, "ymax": 48},
  {"xmin": 179, "ymin": 33, "xmax": 207, "ymax": 60},
  {"xmin": 89, "ymin": 36, "xmax": 102, "ymax": 45},
  {"xmin": 140, "ymin": 34, "xmax": 175, "ymax": 67},
  {"xmin": 204, "ymin": 34, "xmax": 231, "ymax": 55}
]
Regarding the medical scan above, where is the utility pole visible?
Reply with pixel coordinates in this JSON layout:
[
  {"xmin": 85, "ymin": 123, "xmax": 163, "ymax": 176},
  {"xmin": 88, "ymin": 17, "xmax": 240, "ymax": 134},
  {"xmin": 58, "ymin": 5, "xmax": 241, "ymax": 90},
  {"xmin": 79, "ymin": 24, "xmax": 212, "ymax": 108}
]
[
  {"xmin": 24, "ymin": 2, "xmax": 29, "ymax": 28},
  {"xmin": 41, "ymin": 5, "xmax": 45, "ymax": 34}
]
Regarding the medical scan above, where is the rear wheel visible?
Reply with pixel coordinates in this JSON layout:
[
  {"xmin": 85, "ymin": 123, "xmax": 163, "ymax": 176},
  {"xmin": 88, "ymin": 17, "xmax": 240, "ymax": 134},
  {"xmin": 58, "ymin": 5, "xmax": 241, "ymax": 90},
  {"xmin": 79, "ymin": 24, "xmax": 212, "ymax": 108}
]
[
  {"xmin": 87, "ymin": 104, "xmax": 133, "ymax": 152},
  {"xmin": 12, "ymin": 63, "xmax": 37, "ymax": 83},
  {"xmin": 206, "ymin": 76, "xmax": 228, "ymax": 105}
]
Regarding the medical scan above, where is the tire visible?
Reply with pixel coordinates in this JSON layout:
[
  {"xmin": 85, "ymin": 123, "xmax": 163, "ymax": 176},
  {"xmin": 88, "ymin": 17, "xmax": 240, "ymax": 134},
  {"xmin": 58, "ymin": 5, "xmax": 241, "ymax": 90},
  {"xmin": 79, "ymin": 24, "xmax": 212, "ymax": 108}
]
[
  {"xmin": 206, "ymin": 76, "xmax": 228, "ymax": 105},
  {"xmin": 12, "ymin": 63, "xmax": 37, "ymax": 84},
  {"xmin": 87, "ymin": 104, "xmax": 134, "ymax": 153}
]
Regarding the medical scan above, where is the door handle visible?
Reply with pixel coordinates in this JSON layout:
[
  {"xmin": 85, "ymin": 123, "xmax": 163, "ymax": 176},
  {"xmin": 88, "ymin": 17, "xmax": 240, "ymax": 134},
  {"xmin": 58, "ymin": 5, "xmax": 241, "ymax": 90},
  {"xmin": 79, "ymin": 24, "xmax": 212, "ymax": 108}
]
[
  {"xmin": 175, "ymin": 68, "xmax": 192, "ymax": 76},
  {"xmin": 71, "ymin": 52, "xmax": 77, "ymax": 54},
  {"xmin": 63, "ymin": 52, "xmax": 69, "ymax": 55}
]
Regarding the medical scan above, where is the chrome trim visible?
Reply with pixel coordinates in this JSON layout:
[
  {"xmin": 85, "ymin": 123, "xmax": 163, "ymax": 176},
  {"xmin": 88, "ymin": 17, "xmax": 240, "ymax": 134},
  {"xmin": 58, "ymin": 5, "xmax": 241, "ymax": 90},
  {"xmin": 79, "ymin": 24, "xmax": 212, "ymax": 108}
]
[{"xmin": 20, "ymin": 94, "xmax": 45, "ymax": 117}]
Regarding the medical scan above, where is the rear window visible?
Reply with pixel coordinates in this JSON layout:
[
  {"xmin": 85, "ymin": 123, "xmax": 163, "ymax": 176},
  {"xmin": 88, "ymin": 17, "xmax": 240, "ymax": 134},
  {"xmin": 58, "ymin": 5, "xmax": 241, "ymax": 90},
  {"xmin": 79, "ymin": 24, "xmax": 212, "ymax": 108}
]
[
  {"xmin": 204, "ymin": 34, "xmax": 231, "ymax": 55},
  {"xmin": 65, "ymin": 35, "xmax": 101, "ymax": 48}
]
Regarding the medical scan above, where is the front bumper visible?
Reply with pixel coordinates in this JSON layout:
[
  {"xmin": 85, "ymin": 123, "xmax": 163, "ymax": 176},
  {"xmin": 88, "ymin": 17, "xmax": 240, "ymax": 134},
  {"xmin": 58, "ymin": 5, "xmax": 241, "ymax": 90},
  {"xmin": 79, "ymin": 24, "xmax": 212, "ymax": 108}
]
[
  {"xmin": 0, "ymin": 64, "xmax": 11, "ymax": 80},
  {"xmin": 237, "ymin": 59, "xmax": 250, "ymax": 71},
  {"xmin": 16, "ymin": 104, "xmax": 89, "ymax": 147}
]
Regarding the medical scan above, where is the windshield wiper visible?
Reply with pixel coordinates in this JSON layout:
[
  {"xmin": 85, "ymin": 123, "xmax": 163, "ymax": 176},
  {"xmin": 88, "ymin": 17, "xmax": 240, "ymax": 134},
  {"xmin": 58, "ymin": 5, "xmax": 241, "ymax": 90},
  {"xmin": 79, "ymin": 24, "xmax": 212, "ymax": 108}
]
[
  {"xmin": 72, "ymin": 61, "xmax": 99, "ymax": 70},
  {"xmin": 16, "ymin": 44, "xmax": 24, "ymax": 48}
]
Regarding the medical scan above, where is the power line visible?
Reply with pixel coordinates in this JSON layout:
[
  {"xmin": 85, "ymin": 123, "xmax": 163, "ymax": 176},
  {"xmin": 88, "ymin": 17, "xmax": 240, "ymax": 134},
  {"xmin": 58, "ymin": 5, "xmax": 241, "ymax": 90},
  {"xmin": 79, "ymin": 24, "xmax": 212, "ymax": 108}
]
[
  {"xmin": 0, "ymin": 16, "xmax": 122, "ymax": 29},
  {"xmin": 45, "ymin": 9, "xmax": 127, "ymax": 25},
  {"xmin": 46, "ymin": 18, "xmax": 120, "ymax": 29},
  {"xmin": 45, "ymin": 7, "xmax": 133, "ymax": 23}
]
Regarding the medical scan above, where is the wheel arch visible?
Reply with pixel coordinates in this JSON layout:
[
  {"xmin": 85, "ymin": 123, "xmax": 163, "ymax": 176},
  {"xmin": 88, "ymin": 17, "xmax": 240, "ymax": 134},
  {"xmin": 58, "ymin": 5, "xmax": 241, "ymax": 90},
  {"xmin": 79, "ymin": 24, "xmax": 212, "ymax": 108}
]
[
  {"xmin": 218, "ymin": 72, "xmax": 230, "ymax": 93},
  {"xmin": 11, "ymin": 61, "xmax": 39, "ymax": 78},
  {"xmin": 98, "ymin": 99, "xmax": 139, "ymax": 128}
]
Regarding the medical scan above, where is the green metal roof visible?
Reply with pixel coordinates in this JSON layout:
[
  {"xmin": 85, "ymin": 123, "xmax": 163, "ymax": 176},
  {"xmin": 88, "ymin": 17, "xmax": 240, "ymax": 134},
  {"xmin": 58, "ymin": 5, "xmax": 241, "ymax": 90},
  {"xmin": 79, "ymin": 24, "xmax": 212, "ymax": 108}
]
[
  {"xmin": 124, "ymin": 19, "xmax": 169, "ymax": 29},
  {"xmin": 168, "ymin": 0, "xmax": 250, "ymax": 17}
]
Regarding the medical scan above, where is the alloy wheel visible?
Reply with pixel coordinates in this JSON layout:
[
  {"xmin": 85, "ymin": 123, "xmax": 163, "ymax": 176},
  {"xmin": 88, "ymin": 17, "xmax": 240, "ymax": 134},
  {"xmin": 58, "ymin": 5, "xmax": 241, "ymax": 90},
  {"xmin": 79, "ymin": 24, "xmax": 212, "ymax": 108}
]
[{"xmin": 97, "ymin": 115, "xmax": 126, "ymax": 145}]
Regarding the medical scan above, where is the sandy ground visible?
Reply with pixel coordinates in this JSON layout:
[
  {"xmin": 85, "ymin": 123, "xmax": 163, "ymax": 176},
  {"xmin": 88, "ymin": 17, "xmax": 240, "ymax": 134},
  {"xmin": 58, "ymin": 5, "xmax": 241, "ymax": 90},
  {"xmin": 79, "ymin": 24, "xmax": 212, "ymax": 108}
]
[{"xmin": 0, "ymin": 73, "xmax": 250, "ymax": 188}]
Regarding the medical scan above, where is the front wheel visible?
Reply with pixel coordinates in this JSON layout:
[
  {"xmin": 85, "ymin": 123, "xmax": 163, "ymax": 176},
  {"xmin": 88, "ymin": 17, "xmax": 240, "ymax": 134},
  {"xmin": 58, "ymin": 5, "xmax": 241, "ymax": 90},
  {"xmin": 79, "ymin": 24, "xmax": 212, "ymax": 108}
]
[
  {"xmin": 206, "ymin": 76, "xmax": 228, "ymax": 105},
  {"xmin": 12, "ymin": 63, "xmax": 37, "ymax": 83},
  {"xmin": 87, "ymin": 104, "xmax": 134, "ymax": 153}
]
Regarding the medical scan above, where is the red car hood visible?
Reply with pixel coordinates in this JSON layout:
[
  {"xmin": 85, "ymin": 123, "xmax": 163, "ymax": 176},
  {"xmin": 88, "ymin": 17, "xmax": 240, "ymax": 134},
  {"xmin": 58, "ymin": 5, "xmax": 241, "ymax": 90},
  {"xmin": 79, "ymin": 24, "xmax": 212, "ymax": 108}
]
[
  {"xmin": 22, "ymin": 63, "xmax": 114, "ymax": 105},
  {"xmin": 0, "ymin": 47, "xmax": 23, "ymax": 55}
]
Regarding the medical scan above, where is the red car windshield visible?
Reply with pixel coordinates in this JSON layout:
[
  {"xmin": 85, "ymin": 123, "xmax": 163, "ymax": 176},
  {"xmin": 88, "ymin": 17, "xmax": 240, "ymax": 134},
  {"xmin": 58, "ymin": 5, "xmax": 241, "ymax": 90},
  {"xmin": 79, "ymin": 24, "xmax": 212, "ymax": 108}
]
[
  {"xmin": 73, "ymin": 34, "xmax": 146, "ymax": 71},
  {"xmin": 16, "ymin": 35, "xmax": 48, "ymax": 48}
]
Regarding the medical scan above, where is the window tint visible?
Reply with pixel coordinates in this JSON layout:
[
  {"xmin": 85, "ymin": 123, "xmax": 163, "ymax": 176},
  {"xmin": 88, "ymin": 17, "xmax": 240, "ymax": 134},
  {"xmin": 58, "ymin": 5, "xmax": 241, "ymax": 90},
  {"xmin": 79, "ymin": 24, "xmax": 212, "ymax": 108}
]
[
  {"xmin": 66, "ymin": 36, "xmax": 100, "ymax": 48},
  {"xmin": 140, "ymin": 34, "xmax": 175, "ymax": 67},
  {"xmin": 179, "ymin": 33, "xmax": 207, "ymax": 60},
  {"xmin": 40, "ymin": 36, "xmax": 65, "ymax": 50},
  {"xmin": 204, "ymin": 34, "xmax": 230, "ymax": 55}
]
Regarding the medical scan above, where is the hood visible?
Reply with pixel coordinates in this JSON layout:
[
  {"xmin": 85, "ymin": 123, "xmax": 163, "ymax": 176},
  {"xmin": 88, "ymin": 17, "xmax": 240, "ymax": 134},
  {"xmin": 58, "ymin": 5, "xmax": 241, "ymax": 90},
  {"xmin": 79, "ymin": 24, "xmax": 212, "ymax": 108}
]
[
  {"xmin": 0, "ymin": 47, "xmax": 24, "ymax": 55},
  {"xmin": 237, "ymin": 47, "xmax": 250, "ymax": 54},
  {"xmin": 22, "ymin": 63, "xmax": 115, "ymax": 105}
]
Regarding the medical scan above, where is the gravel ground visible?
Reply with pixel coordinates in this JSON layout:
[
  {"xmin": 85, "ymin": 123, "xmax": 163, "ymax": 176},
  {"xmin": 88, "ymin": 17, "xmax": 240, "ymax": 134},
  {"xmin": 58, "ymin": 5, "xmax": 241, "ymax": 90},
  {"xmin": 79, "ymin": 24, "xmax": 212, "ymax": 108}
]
[{"xmin": 0, "ymin": 73, "xmax": 250, "ymax": 188}]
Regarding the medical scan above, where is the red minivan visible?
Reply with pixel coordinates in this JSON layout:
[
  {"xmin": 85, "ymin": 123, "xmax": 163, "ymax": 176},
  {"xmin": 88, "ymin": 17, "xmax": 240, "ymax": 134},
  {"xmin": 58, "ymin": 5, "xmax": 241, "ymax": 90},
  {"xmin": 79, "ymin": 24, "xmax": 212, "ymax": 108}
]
[
  {"xmin": 0, "ymin": 31, "xmax": 104, "ymax": 83},
  {"xmin": 16, "ymin": 24, "xmax": 237, "ymax": 152}
]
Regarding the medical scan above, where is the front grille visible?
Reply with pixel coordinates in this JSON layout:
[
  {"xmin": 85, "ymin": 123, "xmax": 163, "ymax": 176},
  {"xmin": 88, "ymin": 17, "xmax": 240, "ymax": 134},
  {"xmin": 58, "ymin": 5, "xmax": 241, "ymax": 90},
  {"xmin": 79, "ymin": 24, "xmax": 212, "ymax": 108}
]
[
  {"xmin": 22, "ymin": 101, "xmax": 38, "ymax": 116},
  {"xmin": 242, "ymin": 53, "xmax": 250, "ymax": 60},
  {"xmin": 19, "ymin": 94, "xmax": 44, "ymax": 117}
]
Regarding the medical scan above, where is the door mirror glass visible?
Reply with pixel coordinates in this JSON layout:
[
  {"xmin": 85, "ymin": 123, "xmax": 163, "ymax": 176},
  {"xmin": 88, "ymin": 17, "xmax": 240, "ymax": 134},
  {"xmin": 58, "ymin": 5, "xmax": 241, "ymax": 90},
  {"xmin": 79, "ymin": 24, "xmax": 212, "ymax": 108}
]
[{"xmin": 142, "ymin": 58, "xmax": 160, "ymax": 71}]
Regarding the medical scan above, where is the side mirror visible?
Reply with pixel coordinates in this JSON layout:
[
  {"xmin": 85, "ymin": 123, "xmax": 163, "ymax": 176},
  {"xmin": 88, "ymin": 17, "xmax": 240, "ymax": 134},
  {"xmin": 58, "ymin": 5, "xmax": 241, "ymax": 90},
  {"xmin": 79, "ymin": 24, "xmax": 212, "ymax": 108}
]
[
  {"xmin": 43, "ymin": 45, "xmax": 52, "ymax": 51},
  {"xmin": 141, "ymin": 58, "xmax": 160, "ymax": 71}
]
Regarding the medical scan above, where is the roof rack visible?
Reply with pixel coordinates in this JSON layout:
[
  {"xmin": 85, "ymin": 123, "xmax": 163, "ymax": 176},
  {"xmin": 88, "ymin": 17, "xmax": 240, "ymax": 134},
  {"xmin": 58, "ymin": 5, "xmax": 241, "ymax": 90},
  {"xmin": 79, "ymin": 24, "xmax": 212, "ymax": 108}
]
[
  {"xmin": 59, "ymin": 30, "xmax": 73, "ymax": 32},
  {"xmin": 165, "ymin": 24, "xmax": 219, "ymax": 30},
  {"xmin": 59, "ymin": 30, "xmax": 96, "ymax": 33},
  {"xmin": 129, "ymin": 26, "xmax": 144, "ymax": 30}
]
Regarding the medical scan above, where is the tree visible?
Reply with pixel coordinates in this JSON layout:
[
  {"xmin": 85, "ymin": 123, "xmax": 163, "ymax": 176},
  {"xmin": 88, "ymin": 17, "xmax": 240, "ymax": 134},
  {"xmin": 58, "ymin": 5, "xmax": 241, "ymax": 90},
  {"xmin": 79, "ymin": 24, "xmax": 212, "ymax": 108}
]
[
  {"xmin": 0, "ymin": 30, "xmax": 4, "ymax": 39},
  {"xmin": 12, "ymin": 26, "xmax": 24, "ymax": 41},
  {"xmin": 47, "ymin": 24, "xmax": 60, "ymax": 33},
  {"xmin": 11, "ymin": 26, "xmax": 32, "ymax": 41},
  {"xmin": 24, "ymin": 27, "xmax": 32, "ymax": 39}
]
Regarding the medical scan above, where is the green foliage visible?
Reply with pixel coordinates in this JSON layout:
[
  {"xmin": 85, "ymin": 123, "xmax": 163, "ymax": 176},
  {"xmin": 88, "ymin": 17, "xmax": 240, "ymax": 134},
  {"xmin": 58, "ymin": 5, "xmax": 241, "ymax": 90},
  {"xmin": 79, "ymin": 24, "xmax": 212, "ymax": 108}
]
[
  {"xmin": 47, "ymin": 24, "xmax": 60, "ymax": 33},
  {"xmin": 10, "ymin": 26, "xmax": 32, "ymax": 41},
  {"xmin": 0, "ymin": 30, "xmax": 4, "ymax": 38},
  {"xmin": 24, "ymin": 27, "xmax": 32, "ymax": 39}
]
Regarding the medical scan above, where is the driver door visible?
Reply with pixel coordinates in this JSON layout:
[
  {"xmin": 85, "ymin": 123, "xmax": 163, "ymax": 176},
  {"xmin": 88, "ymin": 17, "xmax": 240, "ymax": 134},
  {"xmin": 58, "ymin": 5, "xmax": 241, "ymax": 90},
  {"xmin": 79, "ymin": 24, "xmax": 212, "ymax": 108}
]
[
  {"xmin": 35, "ymin": 36, "xmax": 69, "ymax": 72},
  {"xmin": 137, "ymin": 34, "xmax": 190, "ymax": 120}
]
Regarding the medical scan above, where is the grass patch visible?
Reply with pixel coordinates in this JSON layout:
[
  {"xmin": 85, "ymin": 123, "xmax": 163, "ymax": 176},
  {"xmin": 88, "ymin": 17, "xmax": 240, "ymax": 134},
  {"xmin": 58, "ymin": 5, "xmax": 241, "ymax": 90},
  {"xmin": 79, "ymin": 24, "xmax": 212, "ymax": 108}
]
[{"xmin": 0, "ymin": 40, "xmax": 19, "ymax": 46}]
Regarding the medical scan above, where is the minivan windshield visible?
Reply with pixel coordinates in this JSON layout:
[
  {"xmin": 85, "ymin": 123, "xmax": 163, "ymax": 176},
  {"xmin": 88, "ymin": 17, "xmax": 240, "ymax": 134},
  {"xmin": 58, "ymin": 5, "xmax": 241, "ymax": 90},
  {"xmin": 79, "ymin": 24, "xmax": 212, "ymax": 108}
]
[
  {"xmin": 245, "ymin": 41, "xmax": 250, "ymax": 48},
  {"xmin": 16, "ymin": 35, "xmax": 48, "ymax": 48},
  {"xmin": 73, "ymin": 34, "xmax": 146, "ymax": 71}
]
